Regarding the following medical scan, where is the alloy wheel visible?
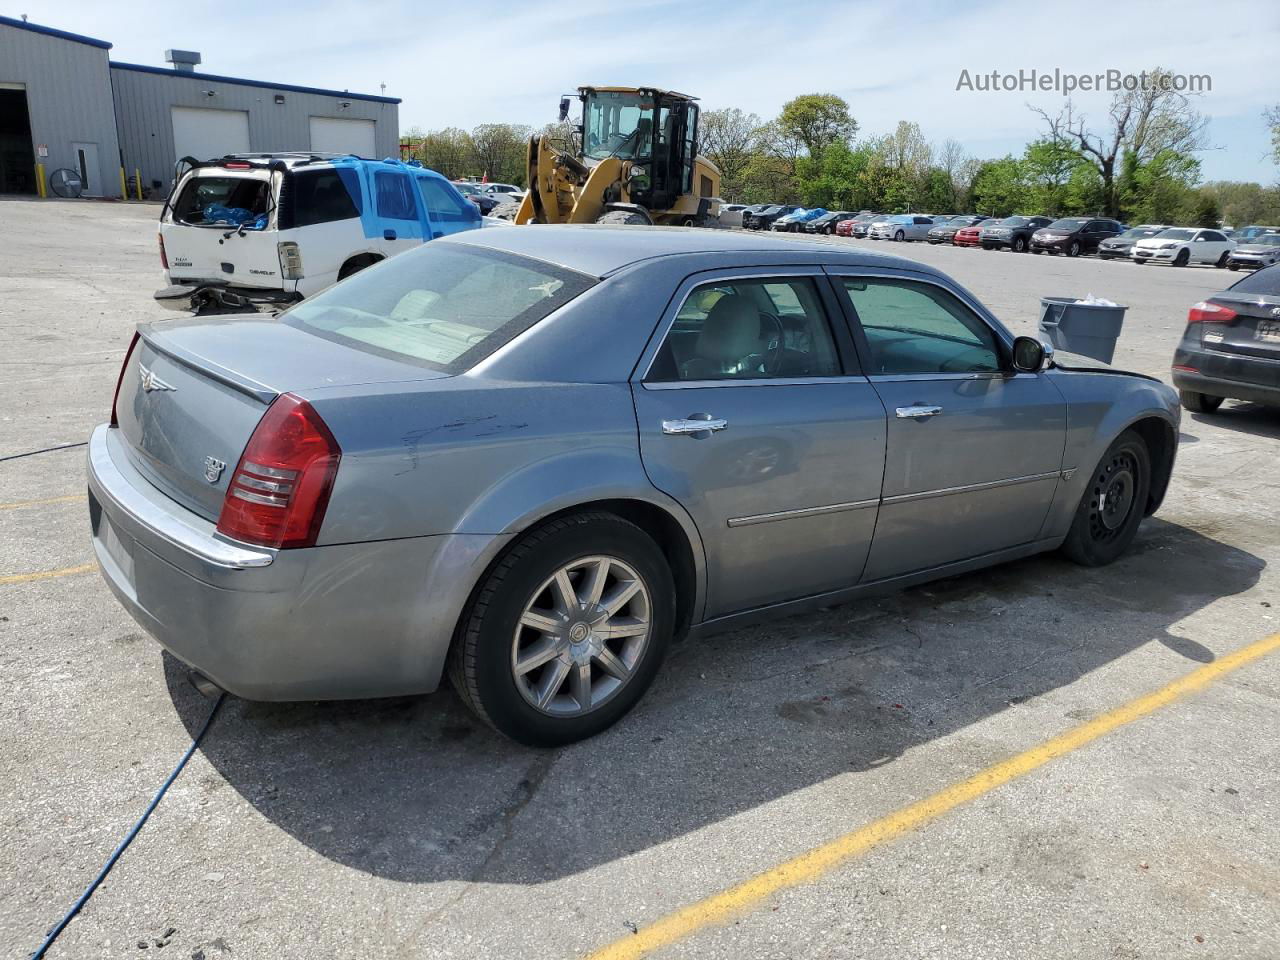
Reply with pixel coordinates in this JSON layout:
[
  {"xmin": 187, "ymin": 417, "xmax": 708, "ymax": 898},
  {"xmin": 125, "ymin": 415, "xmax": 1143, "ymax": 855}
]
[{"xmin": 511, "ymin": 555, "xmax": 652, "ymax": 717}]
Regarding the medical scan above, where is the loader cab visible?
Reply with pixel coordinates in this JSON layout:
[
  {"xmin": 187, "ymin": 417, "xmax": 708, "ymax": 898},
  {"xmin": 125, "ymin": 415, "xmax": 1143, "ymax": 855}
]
[{"xmin": 579, "ymin": 86, "xmax": 699, "ymax": 212}]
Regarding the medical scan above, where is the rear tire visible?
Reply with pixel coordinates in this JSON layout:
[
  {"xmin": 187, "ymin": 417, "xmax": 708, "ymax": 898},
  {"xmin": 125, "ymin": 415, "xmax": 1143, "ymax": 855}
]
[
  {"xmin": 1216, "ymin": 252, "xmax": 1229, "ymax": 268},
  {"xmin": 447, "ymin": 512, "xmax": 675, "ymax": 746},
  {"xmin": 337, "ymin": 254, "xmax": 381, "ymax": 280},
  {"xmin": 1179, "ymin": 390, "xmax": 1224, "ymax": 413},
  {"xmin": 595, "ymin": 210, "xmax": 651, "ymax": 226},
  {"xmin": 1060, "ymin": 430, "xmax": 1151, "ymax": 567}
]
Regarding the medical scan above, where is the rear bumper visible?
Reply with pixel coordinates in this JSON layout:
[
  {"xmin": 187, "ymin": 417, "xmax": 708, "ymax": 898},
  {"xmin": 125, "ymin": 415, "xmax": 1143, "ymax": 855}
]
[
  {"xmin": 1173, "ymin": 348, "xmax": 1280, "ymax": 405},
  {"xmin": 154, "ymin": 282, "xmax": 303, "ymax": 314},
  {"xmin": 87, "ymin": 424, "xmax": 506, "ymax": 700}
]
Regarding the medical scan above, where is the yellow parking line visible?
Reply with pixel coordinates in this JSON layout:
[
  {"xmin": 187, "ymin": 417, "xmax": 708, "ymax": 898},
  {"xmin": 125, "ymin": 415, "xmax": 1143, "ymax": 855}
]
[
  {"xmin": 0, "ymin": 563, "xmax": 96, "ymax": 585},
  {"xmin": 0, "ymin": 494, "xmax": 87, "ymax": 511},
  {"xmin": 585, "ymin": 631, "xmax": 1280, "ymax": 960}
]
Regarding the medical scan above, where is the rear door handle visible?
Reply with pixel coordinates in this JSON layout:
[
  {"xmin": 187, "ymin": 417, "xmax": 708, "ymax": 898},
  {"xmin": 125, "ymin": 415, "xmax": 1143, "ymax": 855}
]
[
  {"xmin": 662, "ymin": 415, "xmax": 728, "ymax": 436},
  {"xmin": 896, "ymin": 404, "xmax": 943, "ymax": 419},
  {"xmin": 383, "ymin": 229, "xmax": 397, "ymax": 240}
]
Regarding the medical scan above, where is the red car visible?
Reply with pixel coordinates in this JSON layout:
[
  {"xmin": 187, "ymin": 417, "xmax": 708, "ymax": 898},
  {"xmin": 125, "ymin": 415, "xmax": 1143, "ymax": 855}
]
[
  {"xmin": 953, "ymin": 221, "xmax": 985, "ymax": 247},
  {"xmin": 835, "ymin": 217, "xmax": 858, "ymax": 237}
]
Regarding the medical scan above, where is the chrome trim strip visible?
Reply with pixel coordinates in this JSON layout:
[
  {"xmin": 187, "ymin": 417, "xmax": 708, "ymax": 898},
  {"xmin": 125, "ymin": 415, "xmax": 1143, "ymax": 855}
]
[
  {"xmin": 242, "ymin": 461, "xmax": 297, "ymax": 480},
  {"xmin": 88, "ymin": 425, "xmax": 274, "ymax": 570},
  {"xmin": 234, "ymin": 474, "xmax": 294, "ymax": 494},
  {"xmin": 644, "ymin": 374, "xmax": 871, "ymax": 391},
  {"xmin": 882, "ymin": 471, "xmax": 1059, "ymax": 506},
  {"xmin": 727, "ymin": 498, "xmax": 879, "ymax": 527},
  {"xmin": 231, "ymin": 487, "xmax": 288, "ymax": 507}
]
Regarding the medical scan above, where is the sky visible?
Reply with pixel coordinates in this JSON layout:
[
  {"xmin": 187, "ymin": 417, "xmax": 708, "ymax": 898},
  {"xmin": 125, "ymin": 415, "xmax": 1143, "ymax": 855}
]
[{"xmin": 20, "ymin": 0, "xmax": 1280, "ymax": 183}]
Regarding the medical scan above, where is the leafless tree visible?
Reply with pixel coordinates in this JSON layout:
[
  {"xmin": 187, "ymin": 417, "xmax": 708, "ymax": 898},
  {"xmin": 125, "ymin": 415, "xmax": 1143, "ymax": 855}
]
[
  {"xmin": 1031, "ymin": 67, "xmax": 1208, "ymax": 216},
  {"xmin": 700, "ymin": 108, "xmax": 764, "ymax": 188}
]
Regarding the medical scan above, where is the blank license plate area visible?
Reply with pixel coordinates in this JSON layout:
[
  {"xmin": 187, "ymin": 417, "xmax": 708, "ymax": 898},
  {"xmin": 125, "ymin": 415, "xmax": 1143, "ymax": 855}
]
[
  {"xmin": 99, "ymin": 514, "xmax": 135, "ymax": 582},
  {"xmin": 1256, "ymin": 320, "xmax": 1280, "ymax": 343}
]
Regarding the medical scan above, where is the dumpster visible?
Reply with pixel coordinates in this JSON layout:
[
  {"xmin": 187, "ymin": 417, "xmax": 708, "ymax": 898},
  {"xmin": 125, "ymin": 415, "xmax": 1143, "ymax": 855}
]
[{"xmin": 1037, "ymin": 296, "xmax": 1127, "ymax": 364}]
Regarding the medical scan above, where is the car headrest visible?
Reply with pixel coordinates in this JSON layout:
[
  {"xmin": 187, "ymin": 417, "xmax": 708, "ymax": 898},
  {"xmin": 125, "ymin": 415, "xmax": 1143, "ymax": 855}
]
[{"xmin": 696, "ymin": 295, "xmax": 762, "ymax": 363}]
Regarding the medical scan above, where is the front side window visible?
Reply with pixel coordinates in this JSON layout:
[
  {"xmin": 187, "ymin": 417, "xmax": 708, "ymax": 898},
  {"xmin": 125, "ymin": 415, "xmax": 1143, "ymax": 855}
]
[
  {"xmin": 375, "ymin": 171, "xmax": 417, "ymax": 221},
  {"xmin": 417, "ymin": 177, "xmax": 477, "ymax": 223},
  {"xmin": 284, "ymin": 245, "xmax": 595, "ymax": 373},
  {"xmin": 840, "ymin": 278, "xmax": 1001, "ymax": 376},
  {"xmin": 647, "ymin": 277, "xmax": 842, "ymax": 382},
  {"xmin": 583, "ymin": 90, "xmax": 655, "ymax": 161}
]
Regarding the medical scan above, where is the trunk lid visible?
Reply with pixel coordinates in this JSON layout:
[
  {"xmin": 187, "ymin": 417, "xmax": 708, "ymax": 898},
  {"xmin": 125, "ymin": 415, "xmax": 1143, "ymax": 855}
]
[
  {"xmin": 1202, "ymin": 292, "xmax": 1280, "ymax": 363},
  {"xmin": 161, "ymin": 169, "xmax": 289, "ymax": 291},
  {"xmin": 117, "ymin": 317, "xmax": 445, "ymax": 520}
]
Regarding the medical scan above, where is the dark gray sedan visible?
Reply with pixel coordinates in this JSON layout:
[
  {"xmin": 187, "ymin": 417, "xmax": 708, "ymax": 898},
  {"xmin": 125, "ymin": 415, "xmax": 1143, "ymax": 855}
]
[{"xmin": 89, "ymin": 227, "xmax": 1180, "ymax": 745}]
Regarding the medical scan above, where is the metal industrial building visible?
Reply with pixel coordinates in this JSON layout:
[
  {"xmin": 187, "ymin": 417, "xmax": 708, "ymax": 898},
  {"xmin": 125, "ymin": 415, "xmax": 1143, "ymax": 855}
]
[
  {"xmin": 0, "ymin": 16, "xmax": 121, "ymax": 196},
  {"xmin": 0, "ymin": 14, "xmax": 400, "ymax": 198}
]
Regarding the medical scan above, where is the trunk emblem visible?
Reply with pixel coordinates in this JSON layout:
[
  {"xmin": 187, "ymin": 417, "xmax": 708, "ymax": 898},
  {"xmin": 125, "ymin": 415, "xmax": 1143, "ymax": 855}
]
[
  {"xmin": 139, "ymin": 365, "xmax": 176, "ymax": 393},
  {"xmin": 204, "ymin": 457, "xmax": 227, "ymax": 484}
]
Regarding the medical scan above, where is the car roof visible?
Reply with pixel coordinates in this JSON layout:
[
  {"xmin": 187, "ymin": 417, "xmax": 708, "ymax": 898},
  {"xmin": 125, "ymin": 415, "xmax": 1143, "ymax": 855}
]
[{"xmin": 443, "ymin": 224, "xmax": 945, "ymax": 279}]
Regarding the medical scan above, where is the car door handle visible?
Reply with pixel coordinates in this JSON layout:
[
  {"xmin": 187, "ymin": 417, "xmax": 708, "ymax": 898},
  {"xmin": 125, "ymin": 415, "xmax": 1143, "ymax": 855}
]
[
  {"xmin": 662, "ymin": 416, "xmax": 728, "ymax": 435},
  {"xmin": 895, "ymin": 404, "xmax": 943, "ymax": 419},
  {"xmin": 383, "ymin": 229, "xmax": 397, "ymax": 240}
]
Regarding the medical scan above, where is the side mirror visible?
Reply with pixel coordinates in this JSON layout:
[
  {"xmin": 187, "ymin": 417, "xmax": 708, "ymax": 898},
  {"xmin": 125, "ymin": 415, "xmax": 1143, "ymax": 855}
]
[
  {"xmin": 558, "ymin": 97, "xmax": 571, "ymax": 123},
  {"xmin": 1012, "ymin": 335, "xmax": 1053, "ymax": 373}
]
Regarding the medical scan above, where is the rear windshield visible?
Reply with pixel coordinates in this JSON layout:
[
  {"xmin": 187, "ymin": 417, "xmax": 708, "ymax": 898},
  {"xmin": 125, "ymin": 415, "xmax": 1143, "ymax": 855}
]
[
  {"xmin": 283, "ymin": 244, "xmax": 596, "ymax": 373},
  {"xmin": 173, "ymin": 175, "xmax": 270, "ymax": 227},
  {"xmin": 1227, "ymin": 264, "xmax": 1280, "ymax": 296}
]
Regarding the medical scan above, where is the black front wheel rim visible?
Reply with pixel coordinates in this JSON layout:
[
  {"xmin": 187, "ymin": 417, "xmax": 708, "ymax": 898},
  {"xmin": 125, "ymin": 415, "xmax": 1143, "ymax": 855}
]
[{"xmin": 1089, "ymin": 451, "xmax": 1139, "ymax": 543}]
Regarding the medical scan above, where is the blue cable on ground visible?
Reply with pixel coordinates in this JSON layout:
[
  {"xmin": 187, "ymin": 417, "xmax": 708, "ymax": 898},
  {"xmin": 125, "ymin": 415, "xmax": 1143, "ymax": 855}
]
[{"xmin": 30, "ymin": 692, "xmax": 225, "ymax": 959}]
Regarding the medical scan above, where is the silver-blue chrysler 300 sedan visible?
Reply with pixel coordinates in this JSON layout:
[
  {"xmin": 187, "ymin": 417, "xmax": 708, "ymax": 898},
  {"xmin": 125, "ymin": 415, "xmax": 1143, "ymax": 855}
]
[{"xmin": 88, "ymin": 226, "xmax": 1180, "ymax": 745}]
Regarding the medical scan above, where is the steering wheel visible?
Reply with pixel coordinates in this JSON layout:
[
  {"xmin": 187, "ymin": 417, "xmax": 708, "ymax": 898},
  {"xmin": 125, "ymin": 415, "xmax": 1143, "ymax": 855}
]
[{"xmin": 744, "ymin": 312, "xmax": 786, "ymax": 376}]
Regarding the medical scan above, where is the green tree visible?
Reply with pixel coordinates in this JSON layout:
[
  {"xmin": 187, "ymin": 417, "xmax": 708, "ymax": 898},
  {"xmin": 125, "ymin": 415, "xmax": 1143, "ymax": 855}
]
[
  {"xmin": 1023, "ymin": 137, "xmax": 1081, "ymax": 216},
  {"xmin": 1266, "ymin": 105, "xmax": 1280, "ymax": 168},
  {"xmin": 412, "ymin": 127, "xmax": 474, "ymax": 179},
  {"xmin": 969, "ymin": 156, "xmax": 1027, "ymax": 216},
  {"xmin": 777, "ymin": 94, "xmax": 858, "ymax": 158},
  {"xmin": 1122, "ymin": 148, "xmax": 1199, "ymax": 225},
  {"xmin": 1190, "ymin": 194, "xmax": 1221, "ymax": 228},
  {"xmin": 701, "ymin": 107, "xmax": 763, "ymax": 200}
]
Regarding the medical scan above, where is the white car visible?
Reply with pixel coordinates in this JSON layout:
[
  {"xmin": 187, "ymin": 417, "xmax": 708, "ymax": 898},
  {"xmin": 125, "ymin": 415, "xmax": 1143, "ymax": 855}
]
[
  {"xmin": 155, "ymin": 154, "xmax": 484, "ymax": 313},
  {"xmin": 868, "ymin": 215, "xmax": 936, "ymax": 241},
  {"xmin": 1131, "ymin": 227, "xmax": 1235, "ymax": 267},
  {"xmin": 717, "ymin": 202, "xmax": 748, "ymax": 228}
]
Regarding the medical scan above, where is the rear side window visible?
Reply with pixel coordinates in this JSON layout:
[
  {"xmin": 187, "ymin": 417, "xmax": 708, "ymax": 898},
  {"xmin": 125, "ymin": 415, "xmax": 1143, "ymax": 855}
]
[
  {"xmin": 840, "ymin": 278, "xmax": 1001, "ymax": 376},
  {"xmin": 375, "ymin": 171, "xmax": 418, "ymax": 221},
  {"xmin": 172, "ymin": 176, "xmax": 269, "ymax": 226},
  {"xmin": 283, "ymin": 245, "xmax": 595, "ymax": 373},
  {"xmin": 647, "ymin": 277, "xmax": 842, "ymax": 382},
  {"xmin": 417, "ymin": 177, "xmax": 477, "ymax": 223},
  {"xmin": 282, "ymin": 169, "xmax": 361, "ymax": 228},
  {"xmin": 1228, "ymin": 264, "xmax": 1280, "ymax": 296}
]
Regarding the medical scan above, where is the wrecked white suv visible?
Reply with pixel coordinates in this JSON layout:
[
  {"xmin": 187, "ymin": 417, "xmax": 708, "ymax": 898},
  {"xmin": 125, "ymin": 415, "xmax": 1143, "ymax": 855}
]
[{"xmin": 155, "ymin": 154, "xmax": 484, "ymax": 313}]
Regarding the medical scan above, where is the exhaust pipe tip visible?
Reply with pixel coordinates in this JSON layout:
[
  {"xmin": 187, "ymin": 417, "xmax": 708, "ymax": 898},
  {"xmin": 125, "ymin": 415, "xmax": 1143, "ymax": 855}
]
[{"xmin": 187, "ymin": 670, "xmax": 224, "ymax": 699}]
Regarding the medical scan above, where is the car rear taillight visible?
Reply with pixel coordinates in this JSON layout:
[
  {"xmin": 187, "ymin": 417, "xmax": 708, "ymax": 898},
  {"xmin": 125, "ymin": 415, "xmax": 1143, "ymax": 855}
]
[
  {"xmin": 1188, "ymin": 301, "xmax": 1237, "ymax": 324},
  {"xmin": 158, "ymin": 234, "xmax": 168, "ymax": 269},
  {"xmin": 278, "ymin": 241, "xmax": 303, "ymax": 280},
  {"xmin": 1172, "ymin": 364, "xmax": 1199, "ymax": 373},
  {"xmin": 109, "ymin": 333, "xmax": 140, "ymax": 427},
  {"xmin": 216, "ymin": 394, "xmax": 341, "ymax": 549}
]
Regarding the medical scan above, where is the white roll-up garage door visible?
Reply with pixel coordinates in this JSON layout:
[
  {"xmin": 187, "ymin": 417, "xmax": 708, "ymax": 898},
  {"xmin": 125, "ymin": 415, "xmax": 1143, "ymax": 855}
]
[
  {"xmin": 309, "ymin": 117, "xmax": 376, "ymax": 157},
  {"xmin": 172, "ymin": 106, "xmax": 250, "ymax": 162}
]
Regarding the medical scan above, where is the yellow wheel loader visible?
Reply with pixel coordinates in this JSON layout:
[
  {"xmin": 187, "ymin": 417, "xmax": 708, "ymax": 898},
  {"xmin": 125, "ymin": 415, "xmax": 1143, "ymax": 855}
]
[{"xmin": 514, "ymin": 86, "xmax": 721, "ymax": 227}]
